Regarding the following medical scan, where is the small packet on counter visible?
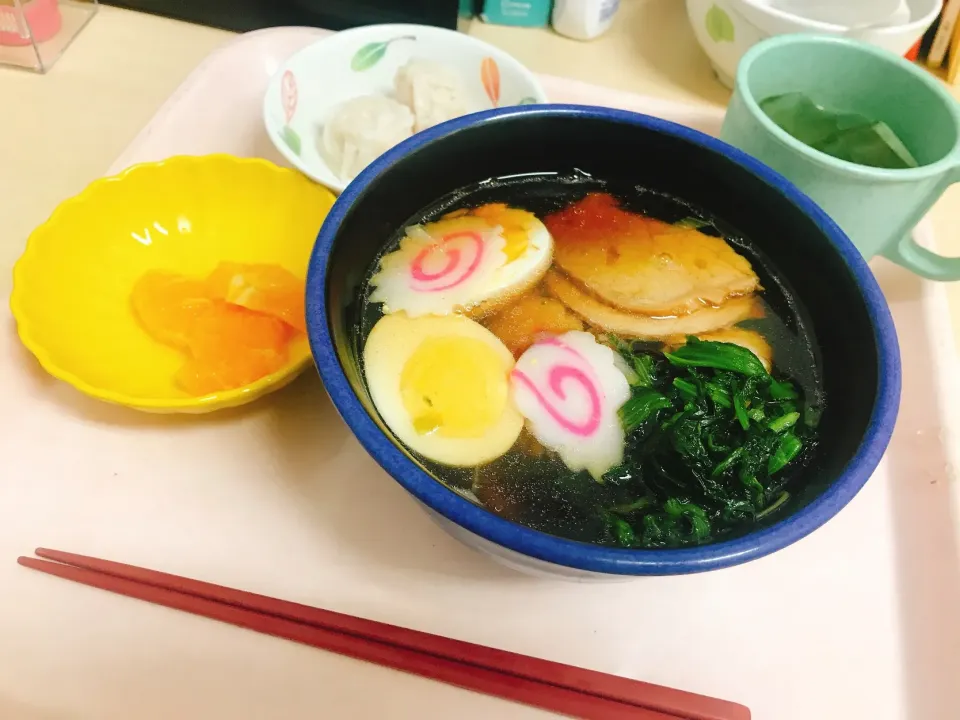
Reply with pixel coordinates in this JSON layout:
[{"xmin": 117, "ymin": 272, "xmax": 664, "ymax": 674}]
[{"xmin": 481, "ymin": 0, "xmax": 553, "ymax": 27}]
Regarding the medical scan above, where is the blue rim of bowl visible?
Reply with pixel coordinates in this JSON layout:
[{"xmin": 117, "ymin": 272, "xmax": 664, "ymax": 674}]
[{"xmin": 305, "ymin": 104, "xmax": 902, "ymax": 576}]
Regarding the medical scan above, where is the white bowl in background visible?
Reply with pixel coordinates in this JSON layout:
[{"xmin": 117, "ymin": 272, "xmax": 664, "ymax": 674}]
[
  {"xmin": 263, "ymin": 24, "xmax": 548, "ymax": 193},
  {"xmin": 685, "ymin": 0, "xmax": 942, "ymax": 88}
]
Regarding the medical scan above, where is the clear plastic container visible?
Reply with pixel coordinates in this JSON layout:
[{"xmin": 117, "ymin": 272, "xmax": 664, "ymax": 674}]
[{"xmin": 0, "ymin": 0, "xmax": 98, "ymax": 72}]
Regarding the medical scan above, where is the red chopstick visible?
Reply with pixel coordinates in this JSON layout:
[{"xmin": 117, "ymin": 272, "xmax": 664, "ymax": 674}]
[
  {"xmin": 19, "ymin": 557, "xmax": 650, "ymax": 720},
  {"xmin": 19, "ymin": 549, "xmax": 750, "ymax": 720}
]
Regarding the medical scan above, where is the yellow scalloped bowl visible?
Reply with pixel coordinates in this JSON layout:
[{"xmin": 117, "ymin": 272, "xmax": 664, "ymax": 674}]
[{"xmin": 10, "ymin": 155, "xmax": 336, "ymax": 413}]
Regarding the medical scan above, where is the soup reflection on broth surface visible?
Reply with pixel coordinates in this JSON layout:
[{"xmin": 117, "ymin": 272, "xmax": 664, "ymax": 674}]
[{"xmin": 359, "ymin": 173, "xmax": 823, "ymax": 549}]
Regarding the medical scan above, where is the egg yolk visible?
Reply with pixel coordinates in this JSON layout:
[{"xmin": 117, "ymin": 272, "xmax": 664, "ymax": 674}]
[
  {"xmin": 470, "ymin": 204, "xmax": 536, "ymax": 262},
  {"xmin": 400, "ymin": 336, "xmax": 508, "ymax": 438}
]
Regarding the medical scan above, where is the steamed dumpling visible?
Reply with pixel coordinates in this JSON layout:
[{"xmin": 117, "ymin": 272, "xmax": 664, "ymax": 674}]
[
  {"xmin": 321, "ymin": 95, "xmax": 414, "ymax": 181},
  {"xmin": 394, "ymin": 58, "xmax": 469, "ymax": 133}
]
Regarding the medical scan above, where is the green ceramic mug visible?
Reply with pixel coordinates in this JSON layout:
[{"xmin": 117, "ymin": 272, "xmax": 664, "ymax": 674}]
[{"xmin": 720, "ymin": 34, "xmax": 960, "ymax": 280}]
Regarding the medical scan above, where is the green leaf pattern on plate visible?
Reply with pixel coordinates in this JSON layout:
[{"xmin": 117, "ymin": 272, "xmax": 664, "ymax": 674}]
[
  {"xmin": 705, "ymin": 4, "xmax": 735, "ymax": 43},
  {"xmin": 350, "ymin": 36, "xmax": 416, "ymax": 72},
  {"xmin": 517, "ymin": 96, "xmax": 538, "ymax": 105},
  {"xmin": 280, "ymin": 125, "xmax": 302, "ymax": 156}
]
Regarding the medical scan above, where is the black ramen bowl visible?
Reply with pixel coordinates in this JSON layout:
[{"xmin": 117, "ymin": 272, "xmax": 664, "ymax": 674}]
[{"xmin": 305, "ymin": 105, "xmax": 901, "ymax": 577}]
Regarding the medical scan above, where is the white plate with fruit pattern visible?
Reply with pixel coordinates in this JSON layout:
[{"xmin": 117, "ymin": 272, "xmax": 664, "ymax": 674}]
[{"xmin": 262, "ymin": 24, "xmax": 548, "ymax": 193}]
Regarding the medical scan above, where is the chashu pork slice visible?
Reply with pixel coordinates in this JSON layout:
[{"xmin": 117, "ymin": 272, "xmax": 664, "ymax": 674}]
[
  {"xmin": 545, "ymin": 193, "xmax": 760, "ymax": 316},
  {"xmin": 544, "ymin": 270, "xmax": 763, "ymax": 340}
]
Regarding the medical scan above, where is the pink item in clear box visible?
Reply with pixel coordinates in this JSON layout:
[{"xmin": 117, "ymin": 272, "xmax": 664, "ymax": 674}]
[{"xmin": 0, "ymin": 0, "xmax": 62, "ymax": 46}]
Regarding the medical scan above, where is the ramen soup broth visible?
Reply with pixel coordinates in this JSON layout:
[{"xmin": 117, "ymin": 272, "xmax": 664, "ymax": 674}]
[{"xmin": 358, "ymin": 174, "xmax": 823, "ymax": 549}]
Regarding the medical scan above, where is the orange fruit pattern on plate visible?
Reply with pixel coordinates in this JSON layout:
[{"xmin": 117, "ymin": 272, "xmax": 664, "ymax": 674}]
[{"xmin": 130, "ymin": 263, "xmax": 305, "ymax": 396}]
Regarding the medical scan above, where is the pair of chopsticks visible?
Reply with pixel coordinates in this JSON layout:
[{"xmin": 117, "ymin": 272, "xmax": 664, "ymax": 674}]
[{"xmin": 19, "ymin": 549, "xmax": 749, "ymax": 720}]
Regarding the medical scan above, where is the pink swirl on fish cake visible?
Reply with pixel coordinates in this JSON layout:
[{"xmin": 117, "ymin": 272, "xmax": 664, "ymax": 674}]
[
  {"xmin": 511, "ymin": 336, "xmax": 603, "ymax": 438},
  {"xmin": 409, "ymin": 230, "xmax": 485, "ymax": 293},
  {"xmin": 511, "ymin": 331, "xmax": 631, "ymax": 479}
]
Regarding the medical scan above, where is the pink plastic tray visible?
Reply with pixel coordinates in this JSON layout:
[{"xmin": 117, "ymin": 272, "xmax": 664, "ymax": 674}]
[{"xmin": 3, "ymin": 26, "xmax": 959, "ymax": 720}]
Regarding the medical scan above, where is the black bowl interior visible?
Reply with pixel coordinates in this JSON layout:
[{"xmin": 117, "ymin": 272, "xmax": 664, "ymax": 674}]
[{"xmin": 324, "ymin": 110, "xmax": 880, "ymax": 521}]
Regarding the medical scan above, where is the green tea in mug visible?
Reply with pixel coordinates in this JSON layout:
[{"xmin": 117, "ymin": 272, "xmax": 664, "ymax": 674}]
[{"xmin": 759, "ymin": 92, "xmax": 919, "ymax": 170}]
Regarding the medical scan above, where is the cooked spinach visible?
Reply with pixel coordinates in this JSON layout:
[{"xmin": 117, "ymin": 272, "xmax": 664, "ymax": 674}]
[
  {"xmin": 620, "ymin": 388, "xmax": 672, "ymax": 434},
  {"xmin": 665, "ymin": 338, "xmax": 768, "ymax": 377},
  {"xmin": 598, "ymin": 335, "xmax": 820, "ymax": 549}
]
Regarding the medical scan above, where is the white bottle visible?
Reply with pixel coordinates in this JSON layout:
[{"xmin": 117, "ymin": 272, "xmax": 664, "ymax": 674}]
[{"xmin": 551, "ymin": 0, "xmax": 621, "ymax": 41}]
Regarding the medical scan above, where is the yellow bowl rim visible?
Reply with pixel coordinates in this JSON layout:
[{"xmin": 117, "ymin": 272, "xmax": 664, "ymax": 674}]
[{"xmin": 9, "ymin": 154, "xmax": 329, "ymax": 412}]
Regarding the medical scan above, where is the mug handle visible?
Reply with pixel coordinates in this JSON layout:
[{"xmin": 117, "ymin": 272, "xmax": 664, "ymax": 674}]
[
  {"xmin": 880, "ymin": 167, "xmax": 960, "ymax": 281},
  {"xmin": 882, "ymin": 234, "xmax": 960, "ymax": 281}
]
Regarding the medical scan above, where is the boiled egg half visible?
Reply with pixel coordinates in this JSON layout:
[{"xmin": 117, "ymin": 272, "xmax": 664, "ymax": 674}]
[
  {"xmin": 363, "ymin": 311, "xmax": 524, "ymax": 466},
  {"xmin": 368, "ymin": 204, "xmax": 553, "ymax": 318}
]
